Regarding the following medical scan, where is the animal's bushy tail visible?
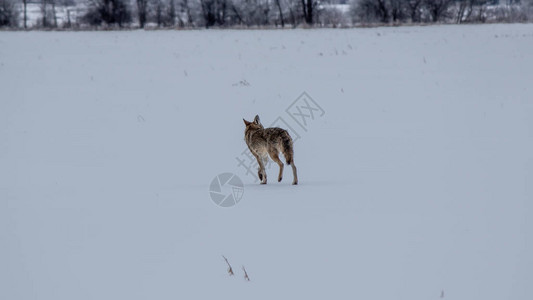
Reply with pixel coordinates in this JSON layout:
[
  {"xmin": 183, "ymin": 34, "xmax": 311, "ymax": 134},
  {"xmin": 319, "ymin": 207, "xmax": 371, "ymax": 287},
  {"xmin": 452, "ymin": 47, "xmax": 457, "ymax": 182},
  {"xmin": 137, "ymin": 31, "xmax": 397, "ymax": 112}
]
[{"xmin": 281, "ymin": 131, "xmax": 294, "ymax": 165}]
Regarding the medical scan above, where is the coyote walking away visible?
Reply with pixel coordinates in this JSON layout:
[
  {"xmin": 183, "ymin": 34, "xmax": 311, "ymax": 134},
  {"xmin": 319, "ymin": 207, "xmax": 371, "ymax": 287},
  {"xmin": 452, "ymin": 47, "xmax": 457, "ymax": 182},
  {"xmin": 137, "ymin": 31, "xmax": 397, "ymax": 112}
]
[{"xmin": 243, "ymin": 115, "xmax": 298, "ymax": 185}]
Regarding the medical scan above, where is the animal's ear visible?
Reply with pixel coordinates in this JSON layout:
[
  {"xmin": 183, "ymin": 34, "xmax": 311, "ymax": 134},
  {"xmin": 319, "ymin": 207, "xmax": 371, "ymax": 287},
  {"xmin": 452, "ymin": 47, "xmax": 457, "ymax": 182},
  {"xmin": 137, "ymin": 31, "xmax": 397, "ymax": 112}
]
[
  {"xmin": 243, "ymin": 118, "xmax": 252, "ymax": 126},
  {"xmin": 253, "ymin": 115, "xmax": 260, "ymax": 124}
]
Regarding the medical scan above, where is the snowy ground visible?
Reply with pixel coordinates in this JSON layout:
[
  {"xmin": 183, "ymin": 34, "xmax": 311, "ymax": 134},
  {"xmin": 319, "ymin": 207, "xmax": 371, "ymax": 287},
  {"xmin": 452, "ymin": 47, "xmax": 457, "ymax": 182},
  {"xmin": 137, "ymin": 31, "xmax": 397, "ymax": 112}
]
[{"xmin": 1, "ymin": 25, "xmax": 532, "ymax": 300}]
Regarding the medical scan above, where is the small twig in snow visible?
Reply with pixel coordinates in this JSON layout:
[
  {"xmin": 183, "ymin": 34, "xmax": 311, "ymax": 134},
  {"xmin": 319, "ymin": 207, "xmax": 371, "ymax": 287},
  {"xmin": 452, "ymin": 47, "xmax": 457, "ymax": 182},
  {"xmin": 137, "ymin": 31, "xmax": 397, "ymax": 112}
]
[
  {"xmin": 222, "ymin": 256, "xmax": 234, "ymax": 276},
  {"xmin": 242, "ymin": 266, "xmax": 250, "ymax": 281}
]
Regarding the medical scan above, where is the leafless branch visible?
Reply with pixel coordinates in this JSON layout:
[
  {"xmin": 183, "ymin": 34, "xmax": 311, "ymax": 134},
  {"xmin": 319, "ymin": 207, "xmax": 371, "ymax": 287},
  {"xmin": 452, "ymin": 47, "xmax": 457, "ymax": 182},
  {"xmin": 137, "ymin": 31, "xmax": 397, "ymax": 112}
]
[
  {"xmin": 222, "ymin": 255, "xmax": 234, "ymax": 276},
  {"xmin": 242, "ymin": 265, "xmax": 250, "ymax": 281}
]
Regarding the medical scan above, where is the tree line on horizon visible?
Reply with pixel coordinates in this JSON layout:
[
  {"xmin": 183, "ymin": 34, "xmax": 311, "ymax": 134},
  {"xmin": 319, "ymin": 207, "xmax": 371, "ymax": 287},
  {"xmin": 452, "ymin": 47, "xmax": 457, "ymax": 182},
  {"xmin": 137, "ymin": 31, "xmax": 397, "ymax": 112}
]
[{"xmin": 1, "ymin": 0, "xmax": 533, "ymax": 29}]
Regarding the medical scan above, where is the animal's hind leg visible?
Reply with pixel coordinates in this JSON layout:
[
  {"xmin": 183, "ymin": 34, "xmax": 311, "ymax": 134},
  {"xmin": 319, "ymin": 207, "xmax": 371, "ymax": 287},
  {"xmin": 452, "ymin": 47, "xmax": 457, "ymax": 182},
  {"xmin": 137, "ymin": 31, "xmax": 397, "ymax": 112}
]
[
  {"xmin": 269, "ymin": 150, "xmax": 284, "ymax": 182},
  {"xmin": 290, "ymin": 161, "xmax": 298, "ymax": 185}
]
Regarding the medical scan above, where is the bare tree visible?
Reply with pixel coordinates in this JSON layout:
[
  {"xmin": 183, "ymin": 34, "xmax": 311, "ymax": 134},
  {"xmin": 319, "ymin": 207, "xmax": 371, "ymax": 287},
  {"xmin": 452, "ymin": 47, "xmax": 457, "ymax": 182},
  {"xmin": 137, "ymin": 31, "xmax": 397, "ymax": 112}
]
[
  {"xmin": 494, "ymin": 0, "xmax": 531, "ymax": 22},
  {"xmin": 200, "ymin": 0, "xmax": 214, "ymax": 26},
  {"xmin": 40, "ymin": 0, "xmax": 49, "ymax": 27},
  {"xmin": 0, "ymin": 0, "xmax": 18, "ymax": 27},
  {"xmin": 261, "ymin": 0, "xmax": 271, "ymax": 25},
  {"xmin": 61, "ymin": 0, "xmax": 76, "ymax": 27},
  {"xmin": 405, "ymin": 0, "xmax": 423, "ymax": 22},
  {"xmin": 275, "ymin": 0, "xmax": 285, "ymax": 27},
  {"xmin": 423, "ymin": 0, "xmax": 452, "ymax": 22},
  {"xmin": 286, "ymin": 0, "xmax": 299, "ymax": 26},
  {"xmin": 154, "ymin": 0, "xmax": 164, "ymax": 26},
  {"xmin": 23, "ymin": 0, "xmax": 27, "ymax": 28},
  {"xmin": 200, "ymin": 0, "xmax": 228, "ymax": 27},
  {"xmin": 319, "ymin": 5, "xmax": 348, "ymax": 27},
  {"xmin": 524, "ymin": 0, "xmax": 533, "ymax": 21},
  {"xmin": 82, "ymin": 0, "xmax": 133, "ymax": 27},
  {"xmin": 456, "ymin": 0, "xmax": 491, "ymax": 23},
  {"xmin": 39, "ymin": 0, "xmax": 59, "ymax": 28},
  {"xmin": 389, "ymin": 0, "xmax": 405, "ymax": 22},
  {"xmin": 301, "ymin": 0, "xmax": 316, "ymax": 24},
  {"xmin": 230, "ymin": 0, "xmax": 273, "ymax": 26},
  {"xmin": 52, "ymin": 0, "xmax": 58, "ymax": 27},
  {"xmin": 168, "ymin": 0, "xmax": 177, "ymax": 26},
  {"xmin": 152, "ymin": 0, "xmax": 179, "ymax": 26},
  {"xmin": 352, "ymin": 0, "xmax": 390, "ymax": 23},
  {"xmin": 137, "ymin": 0, "xmax": 149, "ymax": 28},
  {"xmin": 180, "ymin": 0, "xmax": 194, "ymax": 26},
  {"xmin": 229, "ymin": 1, "xmax": 244, "ymax": 25}
]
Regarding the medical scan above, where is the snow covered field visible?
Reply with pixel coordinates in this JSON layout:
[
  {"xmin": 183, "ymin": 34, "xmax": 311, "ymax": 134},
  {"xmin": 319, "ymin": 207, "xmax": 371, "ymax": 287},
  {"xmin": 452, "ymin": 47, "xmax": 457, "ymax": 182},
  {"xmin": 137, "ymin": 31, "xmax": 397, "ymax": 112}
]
[{"xmin": 1, "ymin": 25, "xmax": 532, "ymax": 300}]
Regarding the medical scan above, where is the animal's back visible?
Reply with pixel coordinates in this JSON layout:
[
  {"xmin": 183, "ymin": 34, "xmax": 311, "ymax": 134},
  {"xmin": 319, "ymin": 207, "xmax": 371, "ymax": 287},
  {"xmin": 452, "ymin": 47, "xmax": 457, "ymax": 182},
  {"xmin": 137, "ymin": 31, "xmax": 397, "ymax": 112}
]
[
  {"xmin": 265, "ymin": 127, "xmax": 294, "ymax": 165},
  {"xmin": 264, "ymin": 128, "xmax": 287, "ymax": 144}
]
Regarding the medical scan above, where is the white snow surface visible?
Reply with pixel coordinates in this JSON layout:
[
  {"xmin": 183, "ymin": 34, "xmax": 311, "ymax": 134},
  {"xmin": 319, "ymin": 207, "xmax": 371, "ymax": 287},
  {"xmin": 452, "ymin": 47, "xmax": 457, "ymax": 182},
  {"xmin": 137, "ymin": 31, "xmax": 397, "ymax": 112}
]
[{"xmin": 1, "ymin": 25, "xmax": 532, "ymax": 300}]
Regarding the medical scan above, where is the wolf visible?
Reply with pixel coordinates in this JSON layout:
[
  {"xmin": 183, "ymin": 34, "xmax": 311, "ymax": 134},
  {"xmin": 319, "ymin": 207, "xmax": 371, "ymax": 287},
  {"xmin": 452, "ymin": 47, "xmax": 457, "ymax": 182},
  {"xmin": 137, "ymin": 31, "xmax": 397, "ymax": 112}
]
[{"xmin": 243, "ymin": 115, "xmax": 298, "ymax": 185}]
